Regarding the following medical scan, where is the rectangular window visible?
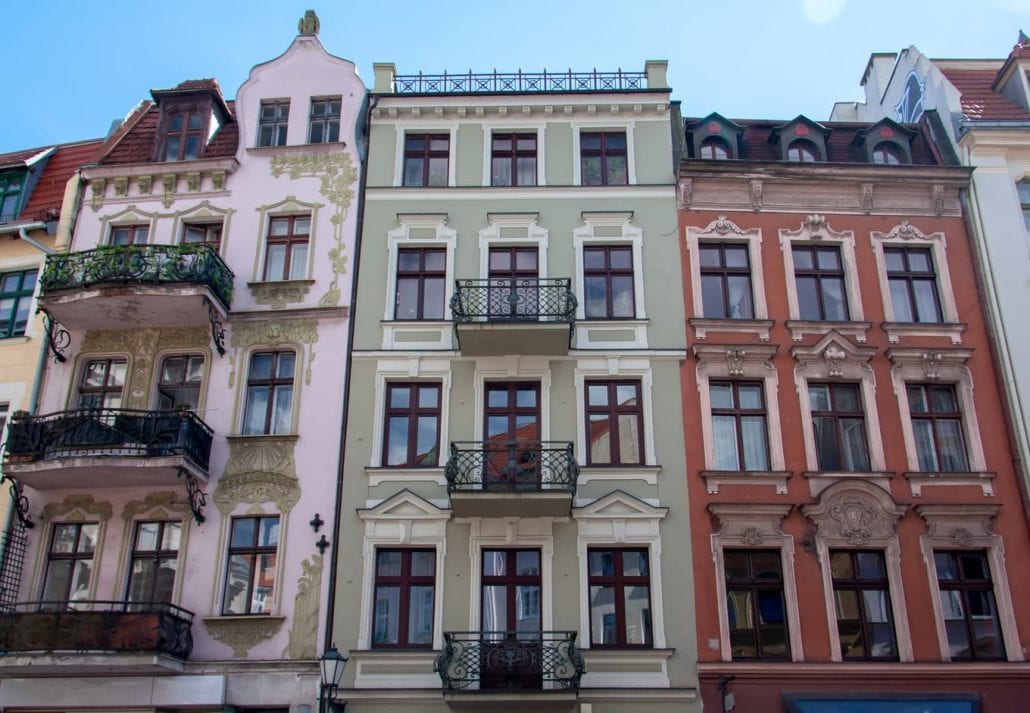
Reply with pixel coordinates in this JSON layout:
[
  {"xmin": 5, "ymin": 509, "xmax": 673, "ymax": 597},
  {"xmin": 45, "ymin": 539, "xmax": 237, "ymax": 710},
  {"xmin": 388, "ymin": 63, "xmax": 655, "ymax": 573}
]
[
  {"xmin": 78, "ymin": 358, "xmax": 127, "ymax": 410},
  {"xmin": 308, "ymin": 97, "xmax": 341, "ymax": 144},
  {"xmin": 793, "ymin": 245, "xmax": 848, "ymax": 321},
  {"xmin": 724, "ymin": 549, "xmax": 790, "ymax": 659},
  {"xmin": 884, "ymin": 247, "xmax": 941, "ymax": 323},
  {"xmin": 1017, "ymin": 181, "xmax": 1030, "ymax": 234},
  {"xmin": 585, "ymin": 380, "xmax": 643, "ymax": 466},
  {"xmin": 588, "ymin": 548, "xmax": 652, "ymax": 647},
  {"xmin": 383, "ymin": 382, "xmax": 441, "ymax": 467},
  {"xmin": 809, "ymin": 382, "xmax": 870, "ymax": 472},
  {"xmin": 700, "ymin": 243, "xmax": 754, "ymax": 319},
  {"xmin": 42, "ymin": 522, "xmax": 98, "ymax": 604},
  {"xmin": 182, "ymin": 222, "xmax": 223, "ymax": 250},
  {"xmin": 403, "ymin": 134, "xmax": 449, "ymax": 187},
  {"xmin": 583, "ymin": 245, "xmax": 634, "ymax": 319},
  {"xmin": 0, "ymin": 174, "xmax": 24, "ymax": 224},
  {"xmin": 580, "ymin": 132, "xmax": 628, "ymax": 186},
  {"xmin": 258, "ymin": 100, "xmax": 290, "ymax": 147},
  {"xmin": 710, "ymin": 381, "xmax": 769, "ymax": 470},
  {"xmin": 394, "ymin": 247, "xmax": 446, "ymax": 320},
  {"xmin": 242, "ymin": 351, "xmax": 295, "ymax": 435},
  {"xmin": 0, "ymin": 269, "xmax": 36, "ymax": 338},
  {"xmin": 372, "ymin": 549, "xmax": 436, "ymax": 648},
  {"xmin": 157, "ymin": 354, "xmax": 204, "ymax": 410},
  {"xmin": 491, "ymin": 133, "xmax": 537, "ymax": 186},
  {"xmin": 907, "ymin": 383, "xmax": 969, "ymax": 472},
  {"xmin": 934, "ymin": 550, "xmax": 1005, "ymax": 660},
  {"xmin": 222, "ymin": 515, "xmax": 279, "ymax": 615},
  {"xmin": 109, "ymin": 224, "xmax": 149, "ymax": 246},
  {"xmin": 263, "ymin": 215, "xmax": 310, "ymax": 281},
  {"xmin": 162, "ymin": 109, "xmax": 205, "ymax": 161},
  {"xmin": 830, "ymin": 550, "xmax": 898, "ymax": 660},
  {"xmin": 126, "ymin": 521, "xmax": 181, "ymax": 604}
]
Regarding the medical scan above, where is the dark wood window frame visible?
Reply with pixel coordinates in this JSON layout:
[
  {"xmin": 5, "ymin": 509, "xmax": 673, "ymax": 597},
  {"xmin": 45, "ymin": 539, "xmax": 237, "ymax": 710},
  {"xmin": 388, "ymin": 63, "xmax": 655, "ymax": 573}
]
[
  {"xmin": 787, "ymin": 139, "xmax": 820, "ymax": 162},
  {"xmin": 263, "ymin": 215, "xmax": 310, "ymax": 281},
  {"xmin": 884, "ymin": 246, "xmax": 942, "ymax": 323},
  {"xmin": 242, "ymin": 351, "xmax": 295, "ymax": 435},
  {"xmin": 580, "ymin": 131, "xmax": 628, "ymax": 186},
  {"xmin": 78, "ymin": 358, "xmax": 127, "ymax": 410},
  {"xmin": 257, "ymin": 100, "xmax": 290, "ymax": 148},
  {"xmin": 372, "ymin": 548, "xmax": 436, "ymax": 649},
  {"xmin": 182, "ymin": 221, "xmax": 223, "ymax": 250},
  {"xmin": 934, "ymin": 550, "xmax": 1005, "ymax": 661},
  {"xmin": 394, "ymin": 247, "xmax": 446, "ymax": 320},
  {"xmin": 582, "ymin": 245, "xmax": 635, "ymax": 319},
  {"xmin": 710, "ymin": 380, "xmax": 769, "ymax": 471},
  {"xmin": 792, "ymin": 244, "xmax": 849, "ymax": 321},
  {"xmin": 403, "ymin": 133, "xmax": 450, "ymax": 187},
  {"xmin": 126, "ymin": 520, "xmax": 181, "ymax": 603},
  {"xmin": 157, "ymin": 353, "xmax": 204, "ymax": 410},
  {"xmin": 42, "ymin": 522, "xmax": 99, "ymax": 603},
  {"xmin": 0, "ymin": 269, "xmax": 37, "ymax": 338},
  {"xmin": 382, "ymin": 382, "xmax": 442, "ymax": 467},
  {"xmin": 491, "ymin": 132, "xmax": 537, "ymax": 186},
  {"xmin": 830, "ymin": 550, "xmax": 899, "ymax": 661},
  {"xmin": 906, "ymin": 383, "xmax": 970, "ymax": 472},
  {"xmin": 481, "ymin": 548, "xmax": 542, "ymax": 631},
  {"xmin": 308, "ymin": 96, "xmax": 342, "ymax": 144},
  {"xmin": 808, "ymin": 382, "xmax": 870, "ymax": 472},
  {"xmin": 159, "ymin": 104, "xmax": 208, "ymax": 162},
  {"xmin": 221, "ymin": 515, "xmax": 280, "ymax": 615},
  {"xmin": 108, "ymin": 224, "xmax": 150, "ymax": 246},
  {"xmin": 585, "ymin": 379, "xmax": 644, "ymax": 466},
  {"xmin": 700, "ymin": 242, "xmax": 755, "ymax": 319},
  {"xmin": 872, "ymin": 142, "xmax": 904, "ymax": 165},
  {"xmin": 723, "ymin": 549, "xmax": 791, "ymax": 660},
  {"xmin": 587, "ymin": 547, "xmax": 653, "ymax": 648},
  {"xmin": 699, "ymin": 136, "xmax": 730, "ymax": 160},
  {"xmin": 0, "ymin": 172, "xmax": 24, "ymax": 224}
]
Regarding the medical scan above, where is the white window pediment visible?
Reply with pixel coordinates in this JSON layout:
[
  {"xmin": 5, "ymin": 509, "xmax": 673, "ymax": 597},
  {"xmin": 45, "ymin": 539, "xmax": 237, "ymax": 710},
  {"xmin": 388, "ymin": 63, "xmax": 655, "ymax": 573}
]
[
  {"xmin": 478, "ymin": 212, "xmax": 549, "ymax": 278},
  {"xmin": 573, "ymin": 489, "xmax": 668, "ymax": 524},
  {"xmin": 358, "ymin": 489, "xmax": 451, "ymax": 526}
]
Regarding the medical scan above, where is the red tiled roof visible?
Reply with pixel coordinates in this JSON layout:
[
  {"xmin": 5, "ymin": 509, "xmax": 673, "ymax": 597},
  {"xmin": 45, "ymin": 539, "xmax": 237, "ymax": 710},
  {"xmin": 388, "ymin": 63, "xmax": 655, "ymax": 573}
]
[
  {"xmin": 939, "ymin": 67, "xmax": 1030, "ymax": 120},
  {"xmin": 99, "ymin": 99, "xmax": 238, "ymax": 166},
  {"xmin": 173, "ymin": 79, "xmax": 221, "ymax": 92},
  {"xmin": 0, "ymin": 146, "xmax": 50, "ymax": 170},
  {"xmin": 19, "ymin": 140, "xmax": 104, "ymax": 222}
]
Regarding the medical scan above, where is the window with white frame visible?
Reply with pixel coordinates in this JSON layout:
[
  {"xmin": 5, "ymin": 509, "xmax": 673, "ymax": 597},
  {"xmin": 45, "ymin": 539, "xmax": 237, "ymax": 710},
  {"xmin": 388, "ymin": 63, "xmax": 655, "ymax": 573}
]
[
  {"xmin": 587, "ymin": 548, "xmax": 652, "ymax": 647},
  {"xmin": 710, "ymin": 380, "xmax": 770, "ymax": 471},
  {"xmin": 383, "ymin": 216, "xmax": 456, "ymax": 326},
  {"xmin": 573, "ymin": 213, "xmax": 646, "ymax": 326},
  {"xmin": 906, "ymin": 383, "xmax": 969, "ymax": 472},
  {"xmin": 372, "ymin": 548, "xmax": 436, "ymax": 648}
]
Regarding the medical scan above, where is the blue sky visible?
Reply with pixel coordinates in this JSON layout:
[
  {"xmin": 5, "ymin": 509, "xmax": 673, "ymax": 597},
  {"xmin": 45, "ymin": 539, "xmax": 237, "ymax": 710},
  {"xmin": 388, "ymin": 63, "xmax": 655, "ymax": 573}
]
[{"xmin": 3, "ymin": 0, "xmax": 1029, "ymax": 153}]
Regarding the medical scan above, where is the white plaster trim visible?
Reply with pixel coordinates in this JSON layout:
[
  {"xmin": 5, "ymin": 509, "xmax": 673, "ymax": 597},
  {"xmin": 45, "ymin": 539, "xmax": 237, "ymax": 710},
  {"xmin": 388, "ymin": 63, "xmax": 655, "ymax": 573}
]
[
  {"xmin": 574, "ymin": 320, "xmax": 650, "ymax": 350},
  {"xmin": 366, "ymin": 186, "xmax": 674, "ymax": 201},
  {"xmin": 381, "ymin": 322, "xmax": 453, "ymax": 350},
  {"xmin": 383, "ymin": 215, "xmax": 457, "ymax": 322},
  {"xmin": 573, "ymin": 355, "xmax": 657, "ymax": 468},
  {"xmin": 915, "ymin": 504, "xmax": 1024, "ymax": 662},
  {"xmin": 392, "ymin": 124, "xmax": 459, "ymax": 187},
  {"xmin": 370, "ymin": 356, "xmax": 453, "ymax": 468},
  {"xmin": 779, "ymin": 215, "xmax": 864, "ymax": 322},
  {"xmin": 579, "ymin": 466, "xmax": 661, "ymax": 486},
  {"xmin": 573, "ymin": 491, "xmax": 669, "ymax": 649},
  {"xmin": 477, "ymin": 213, "xmax": 549, "ymax": 278},
  {"xmin": 685, "ymin": 215, "xmax": 768, "ymax": 321},
  {"xmin": 366, "ymin": 467, "xmax": 448, "ymax": 487},
  {"xmin": 472, "ymin": 360, "xmax": 552, "ymax": 442},
  {"xmin": 571, "ymin": 122, "xmax": 637, "ymax": 186},
  {"xmin": 708, "ymin": 503, "xmax": 803, "ymax": 662},
  {"xmin": 480, "ymin": 123, "xmax": 548, "ymax": 187},
  {"xmin": 572, "ymin": 213, "xmax": 647, "ymax": 331},
  {"xmin": 870, "ymin": 222, "xmax": 960, "ymax": 329}
]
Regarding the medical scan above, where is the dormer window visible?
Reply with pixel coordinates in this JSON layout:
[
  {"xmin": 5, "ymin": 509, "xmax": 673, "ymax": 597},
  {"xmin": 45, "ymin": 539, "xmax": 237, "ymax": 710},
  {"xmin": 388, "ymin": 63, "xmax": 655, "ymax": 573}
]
[
  {"xmin": 854, "ymin": 120, "xmax": 914, "ymax": 165},
  {"xmin": 787, "ymin": 140, "xmax": 819, "ymax": 163},
  {"xmin": 872, "ymin": 142, "xmax": 903, "ymax": 165},
  {"xmin": 0, "ymin": 174, "xmax": 23, "ymax": 224},
  {"xmin": 163, "ymin": 109, "xmax": 205, "ymax": 161},
  {"xmin": 700, "ymin": 137, "xmax": 730, "ymax": 160}
]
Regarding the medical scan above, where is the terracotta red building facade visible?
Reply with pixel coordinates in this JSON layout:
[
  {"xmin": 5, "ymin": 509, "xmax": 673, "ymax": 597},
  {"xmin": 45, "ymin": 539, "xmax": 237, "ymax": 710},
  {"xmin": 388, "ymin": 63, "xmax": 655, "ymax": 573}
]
[{"xmin": 676, "ymin": 111, "xmax": 1030, "ymax": 712}]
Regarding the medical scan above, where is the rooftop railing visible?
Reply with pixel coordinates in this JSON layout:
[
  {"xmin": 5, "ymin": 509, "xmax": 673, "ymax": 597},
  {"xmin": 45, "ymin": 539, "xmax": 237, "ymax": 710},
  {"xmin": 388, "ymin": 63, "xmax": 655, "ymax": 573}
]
[{"xmin": 394, "ymin": 69, "xmax": 648, "ymax": 95}]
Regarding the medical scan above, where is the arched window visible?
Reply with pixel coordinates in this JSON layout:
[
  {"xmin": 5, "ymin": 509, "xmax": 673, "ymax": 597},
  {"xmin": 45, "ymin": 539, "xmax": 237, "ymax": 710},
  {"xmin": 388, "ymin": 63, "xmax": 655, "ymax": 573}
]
[
  {"xmin": 700, "ymin": 136, "xmax": 730, "ymax": 160},
  {"xmin": 872, "ymin": 142, "xmax": 904, "ymax": 165},
  {"xmin": 787, "ymin": 140, "xmax": 819, "ymax": 163}
]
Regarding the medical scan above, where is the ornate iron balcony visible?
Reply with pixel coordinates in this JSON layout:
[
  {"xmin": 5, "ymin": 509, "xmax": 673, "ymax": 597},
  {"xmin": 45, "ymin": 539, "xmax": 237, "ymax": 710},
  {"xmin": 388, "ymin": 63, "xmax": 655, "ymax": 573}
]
[
  {"xmin": 435, "ymin": 631, "xmax": 585, "ymax": 691},
  {"xmin": 0, "ymin": 600, "xmax": 193, "ymax": 659},
  {"xmin": 450, "ymin": 279, "xmax": 576, "ymax": 324},
  {"xmin": 445, "ymin": 441, "xmax": 578, "ymax": 494},
  {"xmin": 40, "ymin": 244, "xmax": 234, "ymax": 310},
  {"xmin": 5, "ymin": 408, "xmax": 214, "ymax": 470},
  {"xmin": 394, "ymin": 69, "xmax": 647, "ymax": 95}
]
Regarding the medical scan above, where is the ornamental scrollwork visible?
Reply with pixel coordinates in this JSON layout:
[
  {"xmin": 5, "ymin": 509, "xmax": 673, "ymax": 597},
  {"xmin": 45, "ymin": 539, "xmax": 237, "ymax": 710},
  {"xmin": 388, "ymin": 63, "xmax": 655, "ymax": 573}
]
[
  {"xmin": 282, "ymin": 555, "xmax": 323, "ymax": 659},
  {"xmin": 41, "ymin": 494, "xmax": 113, "ymax": 523},
  {"xmin": 204, "ymin": 616, "xmax": 285, "ymax": 658},
  {"xmin": 228, "ymin": 319, "xmax": 319, "ymax": 386},
  {"xmin": 212, "ymin": 471, "xmax": 301, "ymax": 516}
]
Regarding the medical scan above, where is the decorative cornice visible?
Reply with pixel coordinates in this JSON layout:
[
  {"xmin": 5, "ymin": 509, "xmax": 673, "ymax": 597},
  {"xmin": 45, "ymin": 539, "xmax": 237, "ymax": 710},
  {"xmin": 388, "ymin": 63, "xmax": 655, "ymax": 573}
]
[{"xmin": 203, "ymin": 616, "xmax": 285, "ymax": 658}]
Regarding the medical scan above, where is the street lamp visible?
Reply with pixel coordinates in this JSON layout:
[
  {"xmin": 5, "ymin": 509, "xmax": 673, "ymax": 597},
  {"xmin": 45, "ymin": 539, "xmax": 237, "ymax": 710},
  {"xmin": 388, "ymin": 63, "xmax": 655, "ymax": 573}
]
[{"xmin": 319, "ymin": 644, "xmax": 348, "ymax": 713}]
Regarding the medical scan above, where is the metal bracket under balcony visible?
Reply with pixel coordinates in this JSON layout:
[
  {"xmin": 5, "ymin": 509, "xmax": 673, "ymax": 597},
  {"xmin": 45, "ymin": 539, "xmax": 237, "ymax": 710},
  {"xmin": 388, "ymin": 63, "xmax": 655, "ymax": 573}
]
[
  {"xmin": 3, "ymin": 409, "xmax": 211, "ymax": 520},
  {"xmin": 450, "ymin": 279, "xmax": 576, "ymax": 356},
  {"xmin": 37, "ymin": 244, "xmax": 234, "ymax": 331},
  {"xmin": 445, "ymin": 441, "xmax": 578, "ymax": 517},
  {"xmin": 0, "ymin": 600, "xmax": 194, "ymax": 673},
  {"xmin": 436, "ymin": 631, "xmax": 584, "ymax": 709}
]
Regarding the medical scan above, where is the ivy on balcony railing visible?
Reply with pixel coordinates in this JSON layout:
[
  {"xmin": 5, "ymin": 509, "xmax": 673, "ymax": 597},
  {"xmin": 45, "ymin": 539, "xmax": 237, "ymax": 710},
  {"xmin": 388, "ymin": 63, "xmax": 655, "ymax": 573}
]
[
  {"xmin": 5, "ymin": 408, "xmax": 214, "ymax": 470},
  {"xmin": 445, "ymin": 441, "xmax": 579, "ymax": 494},
  {"xmin": 394, "ymin": 69, "xmax": 647, "ymax": 95},
  {"xmin": 435, "ymin": 631, "xmax": 585, "ymax": 691},
  {"xmin": 0, "ymin": 600, "xmax": 194, "ymax": 659},
  {"xmin": 450, "ymin": 278, "xmax": 576, "ymax": 324},
  {"xmin": 40, "ymin": 244, "xmax": 234, "ymax": 310}
]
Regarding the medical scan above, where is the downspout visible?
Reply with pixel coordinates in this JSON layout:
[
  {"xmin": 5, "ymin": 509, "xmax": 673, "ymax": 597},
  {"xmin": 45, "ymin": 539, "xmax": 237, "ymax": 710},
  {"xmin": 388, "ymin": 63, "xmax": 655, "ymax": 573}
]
[{"xmin": 323, "ymin": 91, "xmax": 378, "ymax": 658}]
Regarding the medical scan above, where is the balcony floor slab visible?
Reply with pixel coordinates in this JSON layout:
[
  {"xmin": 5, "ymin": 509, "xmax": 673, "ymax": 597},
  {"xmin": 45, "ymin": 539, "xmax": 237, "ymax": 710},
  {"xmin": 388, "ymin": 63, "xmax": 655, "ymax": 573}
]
[{"xmin": 4, "ymin": 454, "xmax": 208, "ymax": 490}]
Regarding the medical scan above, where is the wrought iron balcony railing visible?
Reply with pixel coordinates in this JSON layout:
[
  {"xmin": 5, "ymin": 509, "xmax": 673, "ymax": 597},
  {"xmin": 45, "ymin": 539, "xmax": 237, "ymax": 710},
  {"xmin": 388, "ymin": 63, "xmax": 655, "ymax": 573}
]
[
  {"xmin": 435, "ymin": 631, "xmax": 585, "ymax": 691},
  {"xmin": 5, "ymin": 408, "xmax": 214, "ymax": 470},
  {"xmin": 394, "ymin": 69, "xmax": 647, "ymax": 95},
  {"xmin": 0, "ymin": 600, "xmax": 193, "ymax": 659},
  {"xmin": 40, "ymin": 244, "xmax": 234, "ymax": 310},
  {"xmin": 450, "ymin": 279, "xmax": 576, "ymax": 324},
  {"xmin": 445, "ymin": 441, "xmax": 579, "ymax": 494}
]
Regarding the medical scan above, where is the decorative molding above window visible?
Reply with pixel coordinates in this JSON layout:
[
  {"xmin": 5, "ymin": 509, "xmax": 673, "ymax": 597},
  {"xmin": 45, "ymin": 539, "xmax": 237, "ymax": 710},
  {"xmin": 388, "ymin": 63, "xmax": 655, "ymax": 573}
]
[
  {"xmin": 769, "ymin": 116, "xmax": 830, "ymax": 163},
  {"xmin": 685, "ymin": 113, "xmax": 744, "ymax": 160},
  {"xmin": 852, "ymin": 119, "xmax": 916, "ymax": 165}
]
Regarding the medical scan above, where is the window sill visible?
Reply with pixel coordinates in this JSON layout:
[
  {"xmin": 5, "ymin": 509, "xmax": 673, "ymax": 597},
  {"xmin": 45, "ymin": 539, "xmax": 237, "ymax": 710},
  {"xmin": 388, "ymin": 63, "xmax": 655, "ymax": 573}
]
[
  {"xmin": 226, "ymin": 433, "xmax": 299, "ymax": 443},
  {"xmin": 689, "ymin": 318, "xmax": 774, "ymax": 341},
  {"xmin": 0, "ymin": 336, "xmax": 30, "ymax": 345},
  {"xmin": 785, "ymin": 320, "xmax": 872, "ymax": 343},
  {"xmin": 904, "ymin": 470, "xmax": 995, "ymax": 497},
  {"xmin": 366, "ymin": 466, "xmax": 446, "ymax": 486},
  {"xmin": 246, "ymin": 143, "xmax": 346, "ymax": 155},
  {"xmin": 580, "ymin": 648, "xmax": 674, "ymax": 688},
  {"xmin": 701, "ymin": 470, "xmax": 792, "ymax": 494},
  {"xmin": 381, "ymin": 319, "xmax": 452, "ymax": 325},
  {"xmin": 881, "ymin": 321, "xmax": 966, "ymax": 345}
]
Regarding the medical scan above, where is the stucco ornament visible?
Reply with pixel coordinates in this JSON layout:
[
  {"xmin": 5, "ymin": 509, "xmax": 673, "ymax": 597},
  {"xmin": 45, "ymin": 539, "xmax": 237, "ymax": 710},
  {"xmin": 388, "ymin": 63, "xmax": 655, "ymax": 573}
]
[
  {"xmin": 677, "ymin": 179, "xmax": 692, "ymax": 209},
  {"xmin": 884, "ymin": 220, "xmax": 929, "ymax": 242},
  {"xmin": 830, "ymin": 497, "xmax": 876, "ymax": 546},
  {"xmin": 249, "ymin": 280, "xmax": 313, "ymax": 310},
  {"xmin": 802, "ymin": 481, "xmax": 906, "ymax": 548},
  {"xmin": 269, "ymin": 152, "xmax": 357, "ymax": 307},
  {"xmin": 298, "ymin": 9, "xmax": 320, "ymax": 35},
  {"xmin": 749, "ymin": 180, "xmax": 763, "ymax": 212},
  {"xmin": 951, "ymin": 527, "xmax": 973, "ymax": 547},
  {"xmin": 205, "ymin": 616, "xmax": 285, "ymax": 657},
  {"xmin": 229, "ymin": 319, "xmax": 319, "ymax": 386},
  {"xmin": 726, "ymin": 348, "xmax": 747, "ymax": 376},
  {"xmin": 741, "ymin": 527, "xmax": 763, "ymax": 546},
  {"xmin": 113, "ymin": 177, "xmax": 129, "ymax": 197},
  {"xmin": 705, "ymin": 215, "xmax": 747, "ymax": 236},
  {"xmin": 161, "ymin": 174, "xmax": 177, "ymax": 208},
  {"xmin": 41, "ymin": 494, "xmax": 112, "ymax": 522},
  {"xmin": 283, "ymin": 554, "xmax": 323, "ymax": 659},
  {"xmin": 803, "ymin": 214, "xmax": 828, "ymax": 239},
  {"xmin": 90, "ymin": 179, "xmax": 106, "ymax": 211},
  {"xmin": 122, "ymin": 491, "xmax": 189, "ymax": 523},
  {"xmin": 823, "ymin": 345, "xmax": 847, "ymax": 378},
  {"xmin": 215, "ymin": 436, "xmax": 301, "ymax": 515},
  {"xmin": 921, "ymin": 351, "xmax": 943, "ymax": 380},
  {"xmin": 860, "ymin": 183, "xmax": 874, "ymax": 214},
  {"xmin": 138, "ymin": 175, "xmax": 153, "ymax": 194}
]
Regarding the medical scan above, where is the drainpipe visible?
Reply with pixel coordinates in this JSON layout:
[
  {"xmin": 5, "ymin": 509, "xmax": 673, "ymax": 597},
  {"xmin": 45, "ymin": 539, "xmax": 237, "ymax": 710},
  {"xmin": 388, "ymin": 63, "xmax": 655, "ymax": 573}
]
[{"xmin": 323, "ymin": 91, "xmax": 378, "ymax": 667}]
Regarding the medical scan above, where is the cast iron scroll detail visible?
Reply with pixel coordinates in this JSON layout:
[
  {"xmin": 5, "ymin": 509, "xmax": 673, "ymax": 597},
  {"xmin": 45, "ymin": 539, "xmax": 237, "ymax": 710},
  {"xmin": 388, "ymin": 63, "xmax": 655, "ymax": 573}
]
[
  {"xmin": 435, "ymin": 631, "xmax": 585, "ymax": 690},
  {"xmin": 445, "ymin": 441, "xmax": 579, "ymax": 495}
]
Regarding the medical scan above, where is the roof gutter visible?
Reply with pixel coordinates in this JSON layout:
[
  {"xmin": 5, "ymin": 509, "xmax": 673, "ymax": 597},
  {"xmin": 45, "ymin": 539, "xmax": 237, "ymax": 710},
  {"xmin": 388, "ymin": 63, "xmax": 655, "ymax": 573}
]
[{"xmin": 0, "ymin": 222, "xmax": 55, "ymax": 256}]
